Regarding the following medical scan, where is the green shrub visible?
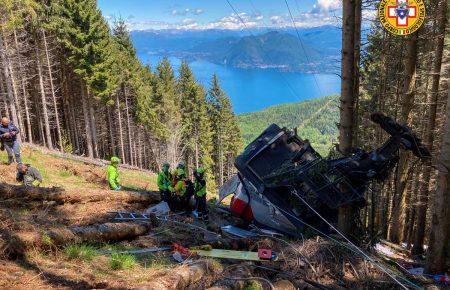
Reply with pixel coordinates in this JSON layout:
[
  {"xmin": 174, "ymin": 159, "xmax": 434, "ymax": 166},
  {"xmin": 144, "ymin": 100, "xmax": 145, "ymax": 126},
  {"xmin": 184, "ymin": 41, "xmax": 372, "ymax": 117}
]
[
  {"xmin": 65, "ymin": 244, "xmax": 97, "ymax": 261},
  {"xmin": 110, "ymin": 253, "xmax": 136, "ymax": 270}
]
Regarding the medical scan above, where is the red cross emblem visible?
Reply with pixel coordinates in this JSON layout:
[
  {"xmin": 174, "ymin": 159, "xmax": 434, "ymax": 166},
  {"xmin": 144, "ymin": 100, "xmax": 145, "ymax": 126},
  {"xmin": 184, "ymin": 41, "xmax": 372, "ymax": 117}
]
[{"xmin": 388, "ymin": 1, "xmax": 417, "ymax": 27}]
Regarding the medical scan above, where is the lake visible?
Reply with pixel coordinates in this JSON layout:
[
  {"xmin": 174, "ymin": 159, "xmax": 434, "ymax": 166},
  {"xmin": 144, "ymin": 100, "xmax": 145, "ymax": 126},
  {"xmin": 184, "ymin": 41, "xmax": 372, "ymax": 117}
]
[{"xmin": 139, "ymin": 54, "xmax": 341, "ymax": 114}]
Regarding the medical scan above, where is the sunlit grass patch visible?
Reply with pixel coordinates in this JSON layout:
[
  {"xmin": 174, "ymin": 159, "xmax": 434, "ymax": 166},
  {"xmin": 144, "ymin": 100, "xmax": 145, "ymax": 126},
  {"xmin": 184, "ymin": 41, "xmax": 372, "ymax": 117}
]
[
  {"xmin": 58, "ymin": 170, "xmax": 73, "ymax": 178},
  {"xmin": 65, "ymin": 244, "xmax": 97, "ymax": 261},
  {"xmin": 244, "ymin": 280, "xmax": 263, "ymax": 290},
  {"xmin": 110, "ymin": 253, "xmax": 136, "ymax": 270}
]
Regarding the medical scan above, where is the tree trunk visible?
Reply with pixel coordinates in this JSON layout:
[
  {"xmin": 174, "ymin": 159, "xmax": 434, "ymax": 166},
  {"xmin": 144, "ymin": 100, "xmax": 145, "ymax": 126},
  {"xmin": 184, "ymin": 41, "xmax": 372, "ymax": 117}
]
[
  {"xmin": 388, "ymin": 32, "xmax": 419, "ymax": 243},
  {"xmin": 87, "ymin": 90, "xmax": 98, "ymax": 158},
  {"xmin": 14, "ymin": 29, "xmax": 32, "ymax": 143},
  {"xmin": 116, "ymin": 94, "xmax": 125, "ymax": 161},
  {"xmin": 42, "ymin": 29, "xmax": 62, "ymax": 151},
  {"xmin": 338, "ymin": 0, "xmax": 359, "ymax": 238},
  {"xmin": 107, "ymin": 104, "xmax": 116, "ymax": 156},
  {"xmin": 425, "ymin": 81, "xmax": 450, "ymax": 273},
  {"xmin": 412, "ymin": 0, "xmax": 447, "ymax": 255},
  {"xmin": 81, "ymin": 85, "xmax": 94, "ymax": 158},
  {"xmin": 0, "ymin": 33, "xmax": 21, "ymax": 141},
  {"xmin": 124, "ymin": 91, "xmax": 134, "ymax": 165},
  {"xmin": 35, "ymin": 40, "xmax": 53, "ymax": 149}
]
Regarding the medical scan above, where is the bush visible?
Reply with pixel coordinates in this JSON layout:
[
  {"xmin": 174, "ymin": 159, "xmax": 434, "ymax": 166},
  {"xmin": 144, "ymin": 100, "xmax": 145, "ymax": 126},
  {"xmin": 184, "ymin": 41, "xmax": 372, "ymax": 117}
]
[
  {"xmin": 110, "ymin": 253, "xmax": 136, "ymax": 270},
  {"xmin": 65, "ymin": 244, "xmax": 97, "ymax": 261}
]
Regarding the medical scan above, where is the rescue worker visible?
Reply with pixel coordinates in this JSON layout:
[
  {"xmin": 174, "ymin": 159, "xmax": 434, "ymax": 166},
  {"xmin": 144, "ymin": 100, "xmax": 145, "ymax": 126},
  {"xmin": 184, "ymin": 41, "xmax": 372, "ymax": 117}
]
[
  {"xmin": 16, "ymin": 163, "xmax": 42, "ymax": 187},
  {"xmin": 172, "ymin": 161, "xmax": 186, "ymax": 185},
  {"xmin": 172, "ymin": 168, "xmax": 193, "ymax": 213},
  {"xmin": 157, "ymin": 162, "xmax": 172, "ymax": 203},
  {"xmin": 0, "ymin": 117, "xmax": 21, "ymax": 165},
  {"xmin": 107, "ymin": 156, "xmax": 121, "ymax": 191},
  {"xmin": 193, "ymin": 167, "xmax": 208, "ymax": 222}
]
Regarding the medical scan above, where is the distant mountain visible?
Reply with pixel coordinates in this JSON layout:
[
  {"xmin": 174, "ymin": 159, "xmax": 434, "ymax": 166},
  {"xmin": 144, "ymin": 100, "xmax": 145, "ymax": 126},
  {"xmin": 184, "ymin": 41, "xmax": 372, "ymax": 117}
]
[
  {"xmin": 130, "ymin": 26, "xmax": 341, "ymax": 73},
  {"xmin": 237, "ymin": 95, "xmax": 339, "ymax": 155},
  {"xmin": 191, "ymin": 31, "xmax": 336, "ymax": 72}
]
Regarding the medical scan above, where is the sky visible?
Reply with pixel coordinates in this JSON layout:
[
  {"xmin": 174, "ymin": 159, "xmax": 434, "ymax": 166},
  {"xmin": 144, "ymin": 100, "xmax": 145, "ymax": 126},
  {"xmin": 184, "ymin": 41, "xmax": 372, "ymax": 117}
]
[{"xmin": 97, "ymin": 0, "xmax": 345, "ymax": 31}]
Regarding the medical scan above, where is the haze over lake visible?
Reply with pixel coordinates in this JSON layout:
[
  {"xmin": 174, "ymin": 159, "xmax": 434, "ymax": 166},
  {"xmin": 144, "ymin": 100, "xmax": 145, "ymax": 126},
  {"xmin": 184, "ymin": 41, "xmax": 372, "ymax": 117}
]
[{"xmin": 139, "ymin": 53, "xmax": 341, "ymax": 114}]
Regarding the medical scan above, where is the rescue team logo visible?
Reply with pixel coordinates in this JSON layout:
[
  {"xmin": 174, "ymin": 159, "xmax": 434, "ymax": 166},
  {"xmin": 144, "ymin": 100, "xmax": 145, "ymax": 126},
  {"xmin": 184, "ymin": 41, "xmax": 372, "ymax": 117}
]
[{"xmin": 378, "ymin": 0, "xmax": 425, "ymax": 36}]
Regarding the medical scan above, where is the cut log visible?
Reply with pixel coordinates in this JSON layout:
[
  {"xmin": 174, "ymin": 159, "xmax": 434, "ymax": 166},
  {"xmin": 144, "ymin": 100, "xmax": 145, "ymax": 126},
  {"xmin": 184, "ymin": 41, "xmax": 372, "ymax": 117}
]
[
  {"xmin": 5, "ymin": 222, "xmax": 153, "ymax": 256},
  {"xmin": 0, "ymin": 183, "xmax": 159, "ymax": 206},
  {"xmin": 135, "ymin": 261, "xmax": 219, "ymax": 290},
  {"xmin": 0, "ymin": 183, "xmax": 67, "ymax": 203}
]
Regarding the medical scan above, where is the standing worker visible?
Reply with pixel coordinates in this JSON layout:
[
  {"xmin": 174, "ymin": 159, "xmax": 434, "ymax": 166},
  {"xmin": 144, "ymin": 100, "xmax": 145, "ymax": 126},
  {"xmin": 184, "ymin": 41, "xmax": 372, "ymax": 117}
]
[
  {"xmin": 0, "ymin": 117, "xmax": 21, "ymax": 165},
  {"xmin": 157, "ymin": 162, "xmax": 172, "ymax": 203},
  {"xmin": 107, "ymin": 156, "xmax": 121, "ymax": 191},
  {"xmin": 193, "ymin": 167, "xmax": 208, "ymax": 222},
  {"xmin": 16, "ymin": 163, "xmax": 42, "ymax": 187}
]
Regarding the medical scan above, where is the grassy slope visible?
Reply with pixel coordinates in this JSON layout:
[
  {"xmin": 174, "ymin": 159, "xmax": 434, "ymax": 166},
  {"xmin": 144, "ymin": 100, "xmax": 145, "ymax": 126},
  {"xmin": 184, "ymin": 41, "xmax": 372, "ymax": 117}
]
[
  {"xmin": 238, "ymin": 95, "xmax": 339, "ymax": 155},
  {"xmin": 0, "ymin": 146, "xmax": 168, "ymax": 289}
]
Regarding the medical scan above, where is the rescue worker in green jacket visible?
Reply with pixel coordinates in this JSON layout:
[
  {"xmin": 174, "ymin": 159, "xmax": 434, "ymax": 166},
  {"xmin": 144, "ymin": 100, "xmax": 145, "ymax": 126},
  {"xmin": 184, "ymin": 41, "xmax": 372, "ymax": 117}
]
[
  {"xmin": 16, "ymin": 163, "xmax": 42, "ymax": 187},
  {"xmin": 171, "ymin": 161, "xmax": 186, "ymax": 186},
  {"xmin": 107, "ymin": 156, "xmax": 121, "ymax": 191},
  {"xmin": 157, "ymin": 162, "xmax": 172, "ymax": 203},
  {"xmin": 172, "ymin": 168, "xmax": 193, "ymax": 213},
  {"xmin": 193, "ymin": 167, "xmax": 208, "ymax": 221}
]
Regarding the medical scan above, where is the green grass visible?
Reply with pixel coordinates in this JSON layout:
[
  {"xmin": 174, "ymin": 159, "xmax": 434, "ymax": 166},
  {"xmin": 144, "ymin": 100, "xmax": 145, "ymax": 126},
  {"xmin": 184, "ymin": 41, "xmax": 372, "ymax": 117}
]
[
  {"xmin": 110, "ymin": 253, "xmax": 136, "ymax": 270},
  {"xmin": 244, "ymin": 280, "xmax": 263, "ymax": 290},
  {"xmin": 58, "ymin": 170, "xmax": 73, "ymax": 178},
  {"xmin": 65, "ymin": 244, "xmax": 97, "ymax": 261}
]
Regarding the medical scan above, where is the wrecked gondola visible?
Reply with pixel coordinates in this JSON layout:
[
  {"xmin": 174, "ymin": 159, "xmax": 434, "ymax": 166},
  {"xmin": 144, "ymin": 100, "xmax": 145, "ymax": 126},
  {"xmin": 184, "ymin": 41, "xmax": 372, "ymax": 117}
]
[{"xmin": 219, "ymin": 113, "xmax": 430, "ymax": 237}]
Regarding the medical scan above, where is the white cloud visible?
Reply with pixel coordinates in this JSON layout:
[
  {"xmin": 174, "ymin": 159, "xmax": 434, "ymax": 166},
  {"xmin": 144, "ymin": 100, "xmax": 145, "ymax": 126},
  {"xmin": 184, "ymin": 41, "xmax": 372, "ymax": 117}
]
[
  {"xmin": 203, "ymin": 13, "xmax": 260, "ymax": 30},
  {"xmin": 171, "ymin": 8, "xmax": 204, "ymax": 16},
  {"xmin": 194, "ymin": 9, "xmax": 204, "ymax": 15},
  {"xmin": 317, "ymin": 0, "xmax": 341, "ymax": 11}
]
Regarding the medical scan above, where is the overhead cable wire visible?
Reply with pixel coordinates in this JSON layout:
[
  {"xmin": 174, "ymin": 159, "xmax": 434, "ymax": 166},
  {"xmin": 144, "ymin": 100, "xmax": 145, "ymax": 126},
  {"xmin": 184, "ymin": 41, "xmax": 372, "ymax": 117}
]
[
  {"xmin": 283, "ymin": 0, "xmax": 324, "ymax": 97},
  {"xmin": 224, "ymin": 0, "xmax": 302, "ymax": 101}
]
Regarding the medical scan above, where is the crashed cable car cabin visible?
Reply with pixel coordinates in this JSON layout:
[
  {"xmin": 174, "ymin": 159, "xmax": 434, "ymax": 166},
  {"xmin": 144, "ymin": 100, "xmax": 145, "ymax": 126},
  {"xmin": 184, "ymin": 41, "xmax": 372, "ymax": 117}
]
[{"xmin": 219, "ymin": 113, "xmax": 430, "ymax": 237}]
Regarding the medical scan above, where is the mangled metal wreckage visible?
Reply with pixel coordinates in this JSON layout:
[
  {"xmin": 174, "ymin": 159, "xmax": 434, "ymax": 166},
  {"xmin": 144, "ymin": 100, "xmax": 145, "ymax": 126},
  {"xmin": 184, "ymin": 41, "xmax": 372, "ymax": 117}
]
[{"xmin": 219, "ymin": 113, "xmax": 430, "ymax": 237}]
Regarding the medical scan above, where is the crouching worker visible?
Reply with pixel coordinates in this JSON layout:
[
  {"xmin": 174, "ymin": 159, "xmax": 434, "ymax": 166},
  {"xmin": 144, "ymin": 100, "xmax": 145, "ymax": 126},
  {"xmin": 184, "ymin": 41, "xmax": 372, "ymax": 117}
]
[
  {"xmin": 172, "ymin": 168, "xmax": 193, "ymax": 213},
  {"xmin": 194, "ymin": 167, "xmax": 208, "ymax": 222},
  {"xmin": 16, "ymin": 163, "xmax": 42, "ymax": 187},
  {"xmin": 107, "ymin": 156, "xmax": 121, "ymax": 191},
  {"xmin": 157, "ymin": 162, "xmax": 172, "ymax": 203}
]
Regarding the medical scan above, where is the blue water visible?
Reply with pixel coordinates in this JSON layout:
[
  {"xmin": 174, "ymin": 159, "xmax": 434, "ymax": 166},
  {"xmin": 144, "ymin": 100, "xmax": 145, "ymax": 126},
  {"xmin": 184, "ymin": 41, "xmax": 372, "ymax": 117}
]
[{"xmin": 139, "ymin": 54, "xmax": 341, "ymax": 114}]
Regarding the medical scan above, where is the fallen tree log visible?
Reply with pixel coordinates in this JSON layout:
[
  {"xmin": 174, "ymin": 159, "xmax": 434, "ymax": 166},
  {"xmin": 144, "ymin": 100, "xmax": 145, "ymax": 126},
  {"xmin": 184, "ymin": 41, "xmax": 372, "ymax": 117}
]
[
  {"xmin": 0, "ymin": 183, "xmax": 159, "ymax": 206},
  {"xmin": 135, "ymin": 260, "xmax": 220, "ymax": 290},
  {"xmin": 49, "ymin": 222, "xmax": 154, "ymax": 245},
  {"xmin": 0, "ymin": 183, "xmax": 67, "ymax": 203},
  {"xmin": 5, "ymin": 222, "xmax": 154, "ymax": 256}
]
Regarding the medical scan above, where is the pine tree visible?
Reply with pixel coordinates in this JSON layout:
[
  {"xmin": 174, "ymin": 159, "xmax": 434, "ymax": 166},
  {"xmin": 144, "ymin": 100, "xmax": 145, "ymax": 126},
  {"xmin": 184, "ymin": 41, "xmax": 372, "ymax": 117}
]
[
  {"xmin": 178, "ymin": 61, "xmax": 216, "ymax": 189},
  {"xmin": 207, "ymin": 74, "xmax": 242, "ymax": 186}
]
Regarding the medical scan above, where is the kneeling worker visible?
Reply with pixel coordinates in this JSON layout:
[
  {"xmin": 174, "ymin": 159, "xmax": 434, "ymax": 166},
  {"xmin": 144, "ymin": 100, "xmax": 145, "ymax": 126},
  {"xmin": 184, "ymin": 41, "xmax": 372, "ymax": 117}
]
[
  {"xmin": 16, "ymin": 163, "xmax": 42, "ymax": 187},
  {"xmin": 194, "ymin": 167, "xmax": 208, "ymax": 222},
  {"xmin": 172, "ymin": 168, "xmax": 193, "ymax": 213},
  {"xmin": 107, "ymin": 156, "xmax": 121, "ymax": 191},
  {"xmin": 157, "ymin": 162, "xmax": 172, "ymax": 202}
]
